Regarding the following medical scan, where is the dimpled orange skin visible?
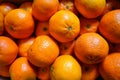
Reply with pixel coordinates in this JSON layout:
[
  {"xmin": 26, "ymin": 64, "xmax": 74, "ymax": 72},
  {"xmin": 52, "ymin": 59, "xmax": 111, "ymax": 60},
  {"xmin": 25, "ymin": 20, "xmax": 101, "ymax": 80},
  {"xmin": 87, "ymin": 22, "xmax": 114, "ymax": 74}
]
[
  {"xmin": 19, "ymin": 1, "xmax": 32, "ymax": 14},
  {"xmin": 18, "ymin": 36, "xmax": 35, "ymax": 57},
  {"xmin": 74, "ymin": 0, "xmax": 106, "ymax": 18},
  {"xmin": 0, "ymin": 12, "xmax": 4, "ymax": 35},
  {"xmin": 0, "ymin": 65, "xmax": 10, "ymax": 77},
  {"xmin": 49, "ymin": 10, "xmax": 80, "ymax": 43},
  {"xmin": 4, "ymin": 9, "xmax": 34, "ymax": 39},
  {"xmin": 99, "ymin": 10, "xmax": 120, "ymax": 43},
  {"xmin": 35, "ymin": 21, "xmax": 49, "ymax": 36},
  {"xmin": 74, "ymin": 33, "xmax": 109, "ymax": 64},
  {"xmin": 79, "ymin": 17, "xmax": 99, "ymax": 34},
  {"xmin": 50, "ymin": 55, "xmax": 82, "ymax": 80},
  {"xmin": 99, "ymin": 52, "xmax": 120, "ymax": 80},
  {"xmin": 27, "ymin": 35, "xmax": 59, "ymax": 67},
  {"xmin": 81, "ymin": 63, "xmax": 99, "ymax": 80},
  {"xmin": 32, "ymin": 0, "xmax": 59, "ymax": 21},
  {"xmin": 0, "ymin": 36, "xmax": 18, "ymax": 66},
  {"xmin": 9, "ymin": 57, "xmax": 36, "ymax": 80},
  {"xmin": 0, "ymin": 2, "xmax": 16, "ymax": 17}
]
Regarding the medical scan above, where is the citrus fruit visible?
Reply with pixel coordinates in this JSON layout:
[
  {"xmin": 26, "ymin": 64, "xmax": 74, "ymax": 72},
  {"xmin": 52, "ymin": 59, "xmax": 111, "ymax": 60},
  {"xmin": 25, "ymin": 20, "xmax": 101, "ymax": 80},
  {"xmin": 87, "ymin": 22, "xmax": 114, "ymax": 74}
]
[
  {"xmin": 28, "ymin": 35, "xmax": 59, "ymax": 67},
  {"xmin": 74, "ymin": 33, "xmax": 109, "ymax": 64},
  {"xmin": 49, "ymin": 10, "xmax": 80, "ymax": 43}
]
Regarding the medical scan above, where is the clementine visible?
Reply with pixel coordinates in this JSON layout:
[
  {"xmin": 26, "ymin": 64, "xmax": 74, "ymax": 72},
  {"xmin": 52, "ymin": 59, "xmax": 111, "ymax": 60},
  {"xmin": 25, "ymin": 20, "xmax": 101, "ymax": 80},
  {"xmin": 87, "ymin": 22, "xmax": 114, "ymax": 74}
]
[
  {"xmin": 27, "ymin": 35, "xmax": 59, "ymax": 67},
  {"xmin": 37, "ymin": 66, "xmax": 50, "ymax": 80},
  {"xmin": 18, "ymin": 36, "xmax": 35, "ymax": 57},
  {"xmin": 0, "ymin": 2, "xmax": 16, "ymax": 17},
  {"xmin": 74, "ymin": 33, "xmax": 109, "ymax": 64},
  {"xmin": 50, "ymin": 55, "xmax": 82, "ymax": 80},
  {"xmin": 9, "ymin": 57, "xmax": 36, "ymax": 80},
  {"xmin": 99, "ymin": 52, "xmax": 120, "ymax": 80},
  {"xmin": 19, "ymin": 1, "xmax": 32, "ymax": 14},
  {"xmin": 4, "ymin": 9, "xmax": 34, "ymax": 39},
  {"xmin": 99, "ymin": 9, "xmax": 120, "ymax": 43},
  {"xmin": 35, "ymin": 21, "xmax": 49, "ymax": 36},
  {"xmin": 81, "ymin": 63, "xmax": 99, "ymax": 80},
  {"xmin": 0, "ymin": 36, "xmax": 18, "ymax": 66},
  {"xmin": 59, "ymin": 40, "xmax": 75, "ymax": 55},
  {"xmin": 74, "ymin": 0, "xmax": 106, "ymax": 18},
  {"xmin": 32, "ymin": 0, "xmax": 59, "ymax": 21},
  {"xmin": 58, "ymin": 0, "xmax": 78, "ymax": 15},
  {"xmin": 49, "ymin": 10, "xmax": 80, "ymax": 43},
  {"xmin": 79, "ymin": 17, "xmax": 99, "ymax": 34}
]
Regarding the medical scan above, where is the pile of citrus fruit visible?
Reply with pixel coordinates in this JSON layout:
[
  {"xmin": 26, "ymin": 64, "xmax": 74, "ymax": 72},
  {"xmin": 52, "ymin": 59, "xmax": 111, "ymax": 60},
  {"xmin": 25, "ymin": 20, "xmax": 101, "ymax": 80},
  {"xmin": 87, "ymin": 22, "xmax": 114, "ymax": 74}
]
[{"xmin": 0, "ymin": 0, "xmax": 120, "ymax": 80}]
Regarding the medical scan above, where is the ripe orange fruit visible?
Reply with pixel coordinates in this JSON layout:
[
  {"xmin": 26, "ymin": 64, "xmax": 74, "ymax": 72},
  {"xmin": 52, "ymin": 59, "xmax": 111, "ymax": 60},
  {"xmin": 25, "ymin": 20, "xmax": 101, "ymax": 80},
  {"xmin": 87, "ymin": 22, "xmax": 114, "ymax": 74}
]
[
  {"xmin": 0, "ymin": 2, "xmax": 16, "ymax": 17},
  {"xmin": 99, "ymin": 9, "xmax": 120, "ymax": 43},
  {"xmin": 28, "ymin": 35, "xmax": 59, "ymax": 67},
  {"xmin": 0, "ymin": 12, "xmax": 4, "ymax": 35},
  {"xmin": 35, "ymin": 21, "xmax": 49, "ymax": 36},
  {"xmin": 59, "ymin": 40, "xmax": 75, "ymax": 55},
  {"xmin": 37, "ymin": 66, "xmax": 50, "ymax": 80},
  {"xmin": 99, "ymin": 52, "xmax": 120, "ymax": 80},
  {"xmin": 9, "ymin": 57, "xmax": 36, "ymax": 80},
  {"xmin": 18, "ymin": 36, "xmax": 35, "ymax": 57},
  {"xmin": 4, "ymin": 9, "xmax": 34, "ymax": 39},
  {"xmin": 50, "ymin": 55, "xmax": 82, "ymax": 80},
  {"xmin": 58, "ymin": 0, "xmax": 78, "ymax": 15},
  {"xmin": 74, "ymin": 0, "xmax": 106, "ymax": 18},
  {"xmin": 0, "ymin": 65, "xmax": 10, "ymax": 77},
  {"xmin": 49, "ymin": 10, "xmax": 80, "ymax": 43},
  {"xmin": 0, "ymin": 36, "xmax": 18, "ymax": 66},
  {"xmin": 32, "ymin": 0, "xmax": 59, "ymax": 21},
  {"xmin": 79, "ymin": 17, "xmax": 99, "ymax": 34},
  {"xmin": 74, "ymin": 33, "xmax": 109, "ymax": 64},
  {"xmin": 81, "ymin": 63, "xmax": 99, "ymax": 80},
  {"xmin": 19, "ymin": 1, "xmax": 32, "ymax": 14}
]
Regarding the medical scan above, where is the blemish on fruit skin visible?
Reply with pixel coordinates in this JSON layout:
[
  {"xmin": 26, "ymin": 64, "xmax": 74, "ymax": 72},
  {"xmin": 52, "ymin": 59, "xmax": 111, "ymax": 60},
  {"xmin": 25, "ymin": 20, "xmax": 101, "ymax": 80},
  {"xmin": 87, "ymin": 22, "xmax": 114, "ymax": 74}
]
[
  {"xmin": 43, "ymin": 26, "xmax": 47, "ymax": 31},
  {"xmin": 23, "ymin": 7, "xmax": 27, "ymax": 11},
  {"xmin": 68, "ymin": 26, "xmax": 72, "ymax": 31},
  {"xmin": 86, "ymin": 24, "xmax": 91, "ymax": 28},
  {"xmin": 10, "ymin": 25, "xmax": 14, "ymax": 31}
]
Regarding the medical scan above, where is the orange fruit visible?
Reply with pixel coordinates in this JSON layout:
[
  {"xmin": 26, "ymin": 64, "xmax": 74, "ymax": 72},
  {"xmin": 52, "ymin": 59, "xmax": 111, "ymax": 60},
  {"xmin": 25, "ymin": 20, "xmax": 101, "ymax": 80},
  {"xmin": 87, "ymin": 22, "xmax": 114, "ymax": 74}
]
[
  {"xmin": 0, "ymin": 36, "xmax": 18, "ymax": 66},
  {"xmin": 0, "ymin": 65, "xmax": 10, "ymax": 77},
  {"xmin": 4, "ymin": 9, "xmax": 34, "ymax": 39},
  {"xmin": 19, "ymin": 1, "xmax": 32, "ymax": 14},
  {"xmin": 99, "ymin": 9, "xmax": 120, "ymax": 43},
  {"xmin": 28, "ymin": 35, "xmax": 59, "ymax": 67},
  {"xmin": 18, "ymin": 36, "xmax": 35, "ymax": 57},
  {"xmin": 0, "ymin": 2, "xmax": 16, "ymax": 17},
  {"xmin": 74, "ymin": 33, "xmax": 109, "ymax": 64},
  {"xmin": 81, "ymin": 63, "xmax": 99, "ymax": 80},
  {"xmin": 99, "ymin": 52, "xmax": 120, "ymax": 80},
  {"xmin": 50, "ymin": 55, "xmax": 82, "ymax": 80},
  {"xmin": 32, "ymin": 0, "xmax": 59, "ymax": 21},
  {"xmin": 35, "ymin": 21, "xmax": 49, "ymax": 36},
  {"xmin": 79, "ymin": 17, "xmax": 99, "ymax": 34},
  {"xmin": 0, "ymin": 12, "xmax": 4, "ymax": 35},
  {"xmin": 74, "ymin": 0, "xmax": 106, "ymax": 18},
  {"xmin": 59, "ymin": 40, "xmax": 75, "ymax": 55},
  {"xmin": 49, "ymin": 10, "xmax": 80, "ymax": 43},
  {"xmin": 9, "ymin": 57, "xmax": 36, "ymax": 80},
  {"xmin": 58, "ymin": 0, "xmax": 78, "ymax": 15},
  {"xmin": 37, "ymin": 66, "xmax": 50, "ymax": 80}
]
